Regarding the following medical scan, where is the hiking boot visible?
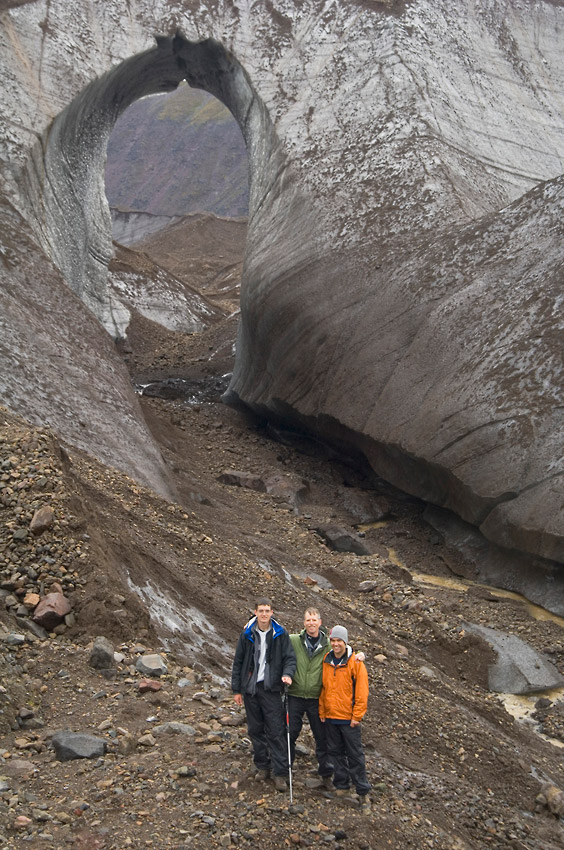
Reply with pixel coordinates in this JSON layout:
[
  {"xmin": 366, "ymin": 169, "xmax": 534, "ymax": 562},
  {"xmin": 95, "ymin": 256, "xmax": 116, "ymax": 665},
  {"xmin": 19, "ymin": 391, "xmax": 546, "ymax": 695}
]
[
  {"xmin": 273, "ymin": 775, "xmax": 288, "ymax": 791},
  {"xmin": 359, "ymin": 794, "xmax": 371, "ymax": 813},
  {"xmin": 255, "ymin": 769, "xmax": 270, "ymax": 781},
  {"xmin": 321, "ymin": 776, "xmax": 334, "ymax": 791}
]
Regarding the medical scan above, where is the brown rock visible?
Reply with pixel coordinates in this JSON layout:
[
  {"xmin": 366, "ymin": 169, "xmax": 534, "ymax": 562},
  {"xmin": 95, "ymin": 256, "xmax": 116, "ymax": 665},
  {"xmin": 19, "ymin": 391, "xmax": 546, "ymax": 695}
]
[
  {"xmin": 117, "ymin": 733, "xmax": 136, "ymax": 755},
  {"xmin": 219, "ymin": 714, "xmax": 245, "ymax": 727},
  {"xmin": 137, "ymin": 733, "xmax": 156, "ymax": 747},
  {"xmin": 541, "ymin": 783, "xmax": 564, "ymax": 816},
  {"xmin": 32, "ymin": 592, "xmax": 72, "ymax": 630},
  {"xmin": 138, "ymin": 678, "xmax": 162, "ymax": 693},
  {"xmin": 29, "ymin": 505, "xmax": 55, "ymax": 535},
  {"xmin": 23, "ymin": 592, "xmax": 40, "ymax": 608},
  {"xmin": 74, "ymin": 831, "xmax": 109, "ymax": 850},
  {"xmin": 3, "ymin": 758, "xmax": 36, "ymax": 778}
]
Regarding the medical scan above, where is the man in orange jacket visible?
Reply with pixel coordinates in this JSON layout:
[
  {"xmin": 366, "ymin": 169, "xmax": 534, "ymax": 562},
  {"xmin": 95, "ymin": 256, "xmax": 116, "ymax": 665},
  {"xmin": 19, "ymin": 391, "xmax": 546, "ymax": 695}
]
[{"xmin": 318, "ymin": 625, "xmax": 371, "ymax": 812}]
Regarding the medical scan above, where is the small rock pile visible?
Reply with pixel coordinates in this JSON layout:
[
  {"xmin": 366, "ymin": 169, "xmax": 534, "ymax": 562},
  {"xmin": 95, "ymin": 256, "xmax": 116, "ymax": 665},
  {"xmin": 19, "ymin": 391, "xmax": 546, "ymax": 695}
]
[{"xmin": 0, "ymin": 412, "xmax": 86, "ymax": 639}]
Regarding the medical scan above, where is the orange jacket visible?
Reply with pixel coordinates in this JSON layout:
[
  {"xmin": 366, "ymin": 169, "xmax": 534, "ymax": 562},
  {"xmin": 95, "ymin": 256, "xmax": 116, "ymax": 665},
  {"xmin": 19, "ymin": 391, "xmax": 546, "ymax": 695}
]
[{"xmin": 318, "ymin": 648, "xmax": 369, "ymax": 723}]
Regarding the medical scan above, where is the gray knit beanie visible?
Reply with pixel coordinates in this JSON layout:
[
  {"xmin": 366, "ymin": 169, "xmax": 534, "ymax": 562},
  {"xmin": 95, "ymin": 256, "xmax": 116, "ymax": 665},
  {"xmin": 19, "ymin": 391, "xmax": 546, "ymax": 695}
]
[{"xmin": 330, "ymin": 625, "xmax": 348, "ymax": 643}]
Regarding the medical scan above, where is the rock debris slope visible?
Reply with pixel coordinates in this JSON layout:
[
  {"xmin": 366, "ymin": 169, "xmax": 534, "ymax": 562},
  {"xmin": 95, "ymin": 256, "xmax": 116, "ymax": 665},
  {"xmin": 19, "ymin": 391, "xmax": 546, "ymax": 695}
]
[{"xmin": 2, "ymin": 1, "xmax": 564, "ymax": 574}]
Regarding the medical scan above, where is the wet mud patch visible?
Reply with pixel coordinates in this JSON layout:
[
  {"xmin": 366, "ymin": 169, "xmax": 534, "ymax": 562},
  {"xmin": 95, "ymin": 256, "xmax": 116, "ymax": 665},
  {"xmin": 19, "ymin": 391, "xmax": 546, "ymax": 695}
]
[{"xmin": 140, "ymin": 374, "xmax": 230, "ymax": 403}]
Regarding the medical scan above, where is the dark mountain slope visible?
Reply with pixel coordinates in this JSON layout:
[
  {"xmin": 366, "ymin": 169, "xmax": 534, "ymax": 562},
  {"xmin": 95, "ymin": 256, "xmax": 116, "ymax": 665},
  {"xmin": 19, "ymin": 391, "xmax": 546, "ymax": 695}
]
[{"xmin": 105, "ymin": 83, "xmax": 249, "ymax": 220}]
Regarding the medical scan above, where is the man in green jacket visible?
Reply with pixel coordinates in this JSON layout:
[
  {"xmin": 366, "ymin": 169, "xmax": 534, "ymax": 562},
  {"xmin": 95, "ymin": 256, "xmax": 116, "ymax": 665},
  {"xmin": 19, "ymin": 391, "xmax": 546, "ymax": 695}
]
[{"xmin": 288, "ymin": 607, "xmax": 333, "ymax": 788}]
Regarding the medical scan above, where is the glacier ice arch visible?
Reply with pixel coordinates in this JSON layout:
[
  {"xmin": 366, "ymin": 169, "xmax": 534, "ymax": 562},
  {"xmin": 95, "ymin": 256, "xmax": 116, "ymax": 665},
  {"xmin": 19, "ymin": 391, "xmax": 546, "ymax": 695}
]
[{"xmin": 17, "ymin": 33, "xmax": 280, "ymax": 337}]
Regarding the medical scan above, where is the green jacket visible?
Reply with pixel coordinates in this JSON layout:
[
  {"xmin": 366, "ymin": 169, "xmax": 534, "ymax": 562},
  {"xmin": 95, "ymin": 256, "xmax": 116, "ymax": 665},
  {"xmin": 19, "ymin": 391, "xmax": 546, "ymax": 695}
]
[{"xmin": 288, "ymin": 628, "xmax": 330, "ymax": 699}]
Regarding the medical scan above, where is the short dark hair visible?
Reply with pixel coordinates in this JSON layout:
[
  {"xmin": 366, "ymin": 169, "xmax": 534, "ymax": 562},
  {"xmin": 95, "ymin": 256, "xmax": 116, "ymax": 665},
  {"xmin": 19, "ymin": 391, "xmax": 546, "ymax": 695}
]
[{"xmin": 255, "ymin": 597, "xmax": 273, "ymax": 610}]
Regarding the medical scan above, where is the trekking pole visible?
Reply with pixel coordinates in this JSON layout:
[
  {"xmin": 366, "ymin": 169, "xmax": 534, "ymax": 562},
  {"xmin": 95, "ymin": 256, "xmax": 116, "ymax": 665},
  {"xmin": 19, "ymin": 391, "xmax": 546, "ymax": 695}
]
[{"xmin": 284, "ymin": 684, "xmax": 294, "ymax": 804}]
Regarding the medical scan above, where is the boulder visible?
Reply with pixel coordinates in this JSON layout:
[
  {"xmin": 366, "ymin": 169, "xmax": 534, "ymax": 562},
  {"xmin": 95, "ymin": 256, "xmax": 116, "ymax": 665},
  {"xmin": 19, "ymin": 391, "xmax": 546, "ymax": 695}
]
[
  {"xmin": 15, "ymin": 617, "xmax": 49, "ymax": 641},
  {"xmin": 358, "ymin": 581, "xmax": 379, "ymax": 593},
  {"xmin": 152, "ymin": 722, "xmax": 196, "ymax": 737},
  {"xmin": 264, "ymin": 474, "xmax": 309, "ymax": 509},
  {"xmin": 217, "ymin": 470, "xmax": 266, "ymax": 492},
  {"xmin": 314, "ymin": 524, "xmax": 373, "ymax": 556},
  {"xmin": 117, "ymin": 733, "xmax": 136, "ymax": 755},
  {"xmin": 29, "ymin": 505, "xmax": 55, "ymax": 536},
  {"xmin": 539, "ymin": 783, "xmax": 564, "ymax": 817},
  {"xmin": 88, "ymin": 636, "xmax": 116, "ymax": 671},
  {"xmin": 340, "ymin": 490, "xmax": 389, "ymax": 525},
  {"xmin": 51, "ymin": 731, "xmax": 106, "ymax": 761},
  {"xmin": 463, "ymin": 623, "xmax": 564, "ymax": 694},
  {"xmin": 32, "ymin": 593, "xmax": 72, "ymax": 631},
  {"xmin": 135, "ymin": 653, "xmax": 168, "ymax": 677}
]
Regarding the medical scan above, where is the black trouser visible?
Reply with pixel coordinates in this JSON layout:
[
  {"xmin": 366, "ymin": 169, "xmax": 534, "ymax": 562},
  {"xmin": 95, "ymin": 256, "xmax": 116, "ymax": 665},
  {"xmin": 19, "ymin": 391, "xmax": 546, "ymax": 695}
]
[
  {"xmin": 324, "ymin": 721, "xmax": 371, "ymax": 795},
  {"xmin": 288, "ymin": 695, "xmax": 333, "ymax": 778},
  {"xmin": 243, "ymin": 684, "xmax": 289, "ymax": 777}
]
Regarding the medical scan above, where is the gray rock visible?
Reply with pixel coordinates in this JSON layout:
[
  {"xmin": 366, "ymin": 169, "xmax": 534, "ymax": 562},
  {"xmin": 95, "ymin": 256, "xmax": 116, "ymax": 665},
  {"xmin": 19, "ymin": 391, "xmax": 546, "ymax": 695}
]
[
  {"xmin": 152, "ymin": 722, "xmax": 196, "ymax": 737},
  {"xmin": 89, "ymin": 636, "xmax": 116, "ymax": 671},
  {"xmin": 16, "ymin": 617, "xmax": 49, "ymax": 641},
  {"xmin": 340, "ymin": 490, "xmax": 389, "ymax": 525},
  {"xmin": 18, "ymin": 707, "xmax": 34, "ymax": 721},
  {"xmin": 3, "ymin": 633, "xmax": 25, "ymax": 646},
  {"xmin": 135, "ymin": 653, "xmax": 168, "ymax": 677},
  {"xmin": 264, "ymin": 473, "xmax": 309, "ymax": 509},
  {"xmin": 419, "ymin": 666, "xmax": 439, "ymax": 680},
  {"xmin": 463, "ymin": 622, "xmax": 564, "ymax": 694},
  {"xmin": 315, "ymin": 525, "xmax": 373, "ymax": 556},
  {"xmin": 51, "ymin": 731, "xmax": 106, "ymax": 761}
]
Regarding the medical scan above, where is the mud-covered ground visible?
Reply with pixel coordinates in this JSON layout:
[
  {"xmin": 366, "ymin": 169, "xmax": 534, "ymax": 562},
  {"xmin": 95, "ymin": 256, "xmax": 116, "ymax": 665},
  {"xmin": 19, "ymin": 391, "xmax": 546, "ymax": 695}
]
[{"xmin": 1, "ymin": 302, "xmax": 564, "ymax": 850}]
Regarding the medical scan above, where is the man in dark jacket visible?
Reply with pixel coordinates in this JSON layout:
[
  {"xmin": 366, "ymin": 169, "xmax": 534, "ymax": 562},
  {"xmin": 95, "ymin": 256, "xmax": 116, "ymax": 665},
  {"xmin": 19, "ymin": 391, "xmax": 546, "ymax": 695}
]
[{"xmin": 232, "ymin": 598, "xmax": 296, "ymax": 791}]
